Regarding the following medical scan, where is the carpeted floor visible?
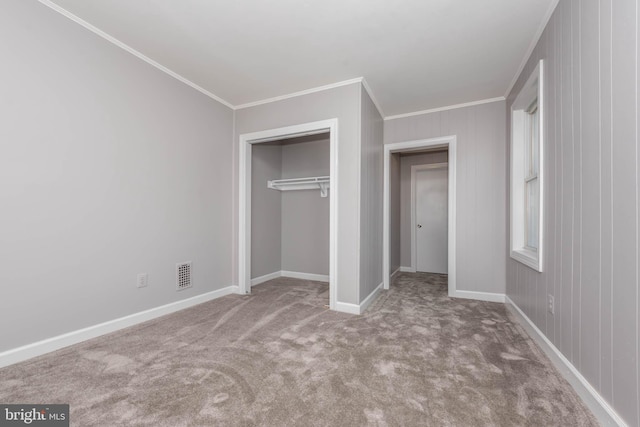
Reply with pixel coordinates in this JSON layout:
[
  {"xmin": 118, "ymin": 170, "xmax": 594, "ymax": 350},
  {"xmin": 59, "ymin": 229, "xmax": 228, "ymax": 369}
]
[{"xmin": 0, "ymin": 273, "xmax": 597, "ymax": 426}]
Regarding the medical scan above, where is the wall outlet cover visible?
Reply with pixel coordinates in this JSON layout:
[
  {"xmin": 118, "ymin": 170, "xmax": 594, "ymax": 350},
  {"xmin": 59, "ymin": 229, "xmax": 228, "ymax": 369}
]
[{"xmin": 137, "ymin": 273, "xmax": 148, "ymax": 288}]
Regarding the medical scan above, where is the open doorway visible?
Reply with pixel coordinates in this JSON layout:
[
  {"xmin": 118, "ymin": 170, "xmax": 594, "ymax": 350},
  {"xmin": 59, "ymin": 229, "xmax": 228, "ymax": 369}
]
[
  {"xmin": 238, "ymin": 119, "xmax": 338, "ymax": 310},
  {"xmin": 382, "ymin": 136, "xmax": 457, "ymax": 296}
]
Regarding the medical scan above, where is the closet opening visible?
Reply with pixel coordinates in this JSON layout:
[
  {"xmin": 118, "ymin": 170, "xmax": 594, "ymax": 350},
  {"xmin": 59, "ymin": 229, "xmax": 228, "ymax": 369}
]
[{"xmin": 238, "ymin": 119, "xmax": 338, "ymax": 310}]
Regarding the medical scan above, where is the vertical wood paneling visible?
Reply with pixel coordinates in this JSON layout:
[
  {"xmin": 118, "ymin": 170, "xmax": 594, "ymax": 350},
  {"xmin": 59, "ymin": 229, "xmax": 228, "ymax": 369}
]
[
  {"xmin": 506, "ymin": 0, "xmax": 640, "ymax": 424},
  {"xmin": 553, "ymin": 9, "xmax": 563, "ymax": 346},
  {"xmin": 579, "ymin": 0, "xmax": 602, "ymax": 390},
  {"xmin": 611, "ymin": 0, "xmax": 639, "ymax": 423},
  {"xmin": 637, "ymin": 1, "xmax": 640, "ymax": 421},
  {"xmin": 560, "ymin": 0, "xmax": 575, "ymax": 361},
  {"xmin": 360, "ymin": 86, "xmax": 384, "ymax": 301},
  {"xmin": 571, "ymin": 0, "xmax": 583, "ymax": 370},
  {"xmin": 599, "ymin": 0, "xmax": 614, "ymax": 402}
]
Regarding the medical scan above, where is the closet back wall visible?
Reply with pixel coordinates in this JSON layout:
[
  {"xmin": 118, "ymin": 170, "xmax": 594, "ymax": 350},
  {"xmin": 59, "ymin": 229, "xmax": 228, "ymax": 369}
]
[
  {"xmin": 250, "ymin": 136, "xmax": 329, "ymax": 280},
  {"xmin": 281, "ymin": 136, "xmax": 330, "ymax": 277}
]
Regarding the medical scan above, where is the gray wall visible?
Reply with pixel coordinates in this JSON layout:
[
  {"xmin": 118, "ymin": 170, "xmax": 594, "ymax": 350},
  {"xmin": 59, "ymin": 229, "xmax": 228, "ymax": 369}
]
[
  {"xmin": 505, "ymin": 0, "xmax": 639, "ymax": 424},
  {"xmin": 359, "ymin": 88, "xmax": 385, "ymax": 302},
  {"xmin": 0, "ymin": 0, "xmax": 234, "ymax": 352},
  {"xmin": 251, "ymin": 144, "xmax": 282, "ymax": 278},
  {"xmin": 235, "ymin": 83, "xmax": 361, "ymax": 304},
  {"xmin": 390, "ymin": 153, "xmax": 401, "ymax": 274},
  {"xmin": 281, "ymin": 137, "xmax": 330, "ymax": 275},
  {"xmin": 385, "ymin": 101, "xmax": 507, "ymax": 295},
  {"xmin": 399, "ymin": 151, "xmax": 449, "ymax": 268}
]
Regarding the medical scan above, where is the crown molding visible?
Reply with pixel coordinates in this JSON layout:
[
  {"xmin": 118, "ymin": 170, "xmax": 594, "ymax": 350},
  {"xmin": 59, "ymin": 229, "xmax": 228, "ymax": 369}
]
[
  {"xmin": 361, "ymin": 78, "xmax": 385, "ymax": 118},
  {"xmin": 504, "ymin": 0, "xmax": 559, "ymax": 99},
  {"xmin": 384, "ymin": 97, "xmax": 505, "ymax": 121},
  {"xmin": 37, "ymin": 0, "xmax": 235, "ymax": 109},
  {"xmin": 235, "ymin": 78, "xmax": 364, "ymax": 110}
]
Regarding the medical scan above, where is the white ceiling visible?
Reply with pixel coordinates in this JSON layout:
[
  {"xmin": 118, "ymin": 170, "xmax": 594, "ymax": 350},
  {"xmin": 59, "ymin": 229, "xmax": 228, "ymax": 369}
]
[{"xmin": 44, "ymin": 0, "xmax": 556, "ymax": 117}]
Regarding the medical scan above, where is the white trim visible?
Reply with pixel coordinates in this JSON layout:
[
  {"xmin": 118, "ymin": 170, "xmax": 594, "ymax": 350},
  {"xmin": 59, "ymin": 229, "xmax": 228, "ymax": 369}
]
[
  {"xmin": 505, "ymin": 297, "xmax": 627, "ymax": 427},
  {"xmin": 410, "ymin": 163, "xmax": 448, "ymax": 272},
  {"xmin": 334, "ymin": 282, "xmax": 384, "ymax": 315},
  {"xmin": 360, "ymin": 282, "xmax": 384, "ymax": 313},
  {"xmin": 361, "ymin": 78, "xmax": 385, "ymax": 118},
  {"xmin": 250, "ymin": 271, "xmax": 281, "ymax": 286},
  {"xmin": 37, "ymin": 0, "xmax": 234, "ymax": 109},
  {"xmin": 235, "ymin": 78, "xmax": 363, "ymax": 110},
  {"xmin": 281, "ymin": 271, "xmax": 329, "ymax": 283},
  {"xmin": 0, "ymin": 286, "xmax": 239, "ymax": 368},
  {"xmin": 384, "ymin": 97, "xmax": 505, "ymax": 121},
  {"xmin": 238, "ymin": 119, "xmax": 339, "ymax": 311},
  {"xmin": 390, "ymin": 267, "xmax": 401, "ymax": 280},
  {"xmin": 510, "ymin": 60, "xmax": 544, "ymax": 272},
  {"xmin": 504, "ymin": 0, "xmax": 559, "ymax": 98},
  {"xmin": 383, "ymin": 136, "xmax": 457, "ymax": 298},
  {"xmin": 334, "ymin": 301, "xmax": 361, "ymax": 315},
  {"xmin": 451, "ymin": 290, "xmax": 505, "ymax": 303},
  {"xmin": 252, "ymin": 270, "xmax": 330, "ymax": 286},
  {"xmin": 399, "ymin": 266, "xmax": 416, "ymax": 273}
]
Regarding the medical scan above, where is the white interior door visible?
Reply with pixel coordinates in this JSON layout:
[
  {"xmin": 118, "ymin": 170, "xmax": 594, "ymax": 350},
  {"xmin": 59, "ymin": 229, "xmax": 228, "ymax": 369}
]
[{"xmin": 415, "ymin": 166, "xmax": 448, "ymax": 274}]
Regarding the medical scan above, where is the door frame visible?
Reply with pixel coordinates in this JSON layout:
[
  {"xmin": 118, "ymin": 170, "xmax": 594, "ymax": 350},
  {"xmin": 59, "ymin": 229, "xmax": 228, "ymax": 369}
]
[
  {"xmin": 238, "ymin": 119, "xmax": 338, "ymax": 310},
  {"xmin": 411, "ymin": 162, "xmax": 448, "ymax": 273},
  {"xmin": 382, "ymin": 135, "xmax": 457, "ymax": 297}
]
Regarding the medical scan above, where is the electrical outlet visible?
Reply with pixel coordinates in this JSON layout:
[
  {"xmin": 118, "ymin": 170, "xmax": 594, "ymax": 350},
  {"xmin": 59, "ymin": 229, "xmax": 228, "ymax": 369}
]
[
  {"xmin": 547, "ymin": 294, "xmax": 554, "ymax": 315},
  {"xmin": 137, "ymin": 273, "xmax": 148, "ymax": 288}
]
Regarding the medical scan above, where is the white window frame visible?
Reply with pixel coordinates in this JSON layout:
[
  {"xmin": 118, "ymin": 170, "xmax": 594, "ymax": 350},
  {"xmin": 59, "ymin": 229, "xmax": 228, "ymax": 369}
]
[{"xmin": 510, "ymin": 60, "xmax": 544, "ymax": 272}]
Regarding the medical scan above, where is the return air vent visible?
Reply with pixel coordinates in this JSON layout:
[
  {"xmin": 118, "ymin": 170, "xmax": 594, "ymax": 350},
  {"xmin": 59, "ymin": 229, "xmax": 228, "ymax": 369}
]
[{"xmin": 176, "ymin": 261, "xmax": 192, "ymax": 291}]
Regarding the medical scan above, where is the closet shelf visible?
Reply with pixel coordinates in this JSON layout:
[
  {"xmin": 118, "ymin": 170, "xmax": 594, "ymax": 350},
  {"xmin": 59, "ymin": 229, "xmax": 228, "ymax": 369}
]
[{"xmin": 267, "ymin": 176, "xmax": 330, "ymax": 197}]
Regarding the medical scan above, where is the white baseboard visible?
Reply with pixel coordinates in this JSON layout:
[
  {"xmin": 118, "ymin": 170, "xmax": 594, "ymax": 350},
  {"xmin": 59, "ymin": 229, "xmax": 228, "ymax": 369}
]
[
  {"xmin": 399, "ymin": 266, "xmax": 416, "ymax": 273},
  {"xmin": 390, "ymin": 268, "xmax": 401, "ymax": 280},
  {"xmin": 0, "ymin": 285, "xmax": 239, "ymax": 369},
  {"xmin": 360, "ymin": 282, "xmax": 384, "ymax": 313},
  {"xmin": 281, "ymin": 270, "xmax": 329, "ymax": 283},
  {"xmin": 251, "ymin": 271, "xmax": 281, "ymax": 286},
  {"xmin": 505, "ymin": 296, "xmax": 626, "ymax": 427},
  {"xmin": 251, "ymin": 270, "xmax": 330, "ymax": 286},
  {"xmin": 334, "ymin": 301, "xmax": 360, "ymax": 315},
  {"xmin": 450, "ymin": 290, "xmax": 506, "ymax": 303},
  {"xmin": 335, "ymin": 282, "xmax": 384, "ymax": 315}
]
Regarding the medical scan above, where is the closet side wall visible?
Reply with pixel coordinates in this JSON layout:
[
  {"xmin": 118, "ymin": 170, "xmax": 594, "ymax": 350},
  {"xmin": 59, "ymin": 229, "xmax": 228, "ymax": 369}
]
[
  {"xmin": 251, "ymin": 144, "xmax": 282, "ymax": 279},
  {"xmin": 359, "ymin": 87, "xmax": 384, "ymax": 302},
  {"xmin": 281, "ymin": 137, "xmax": 330, "ymax": 276},
  {"xmin": 389, "ymin": 153, "xmax": 402, "ymax": 275},
  {"xmin": 399, "ymin": 151, "xmax": 448, "ymax": 268}
]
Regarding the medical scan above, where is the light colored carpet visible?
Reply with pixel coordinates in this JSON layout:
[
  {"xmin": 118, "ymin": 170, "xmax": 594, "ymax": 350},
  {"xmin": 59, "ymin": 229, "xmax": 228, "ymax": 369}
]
[{"xmin": 0, "ymin": 273, "xmax": 597, "ymax": 426}]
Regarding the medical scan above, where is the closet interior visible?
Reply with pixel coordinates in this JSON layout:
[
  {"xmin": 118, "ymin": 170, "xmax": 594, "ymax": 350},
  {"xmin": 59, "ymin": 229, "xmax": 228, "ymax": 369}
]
[{"xmin": 250, "ymin": 132, "xmax": 330, "ymax": 297}]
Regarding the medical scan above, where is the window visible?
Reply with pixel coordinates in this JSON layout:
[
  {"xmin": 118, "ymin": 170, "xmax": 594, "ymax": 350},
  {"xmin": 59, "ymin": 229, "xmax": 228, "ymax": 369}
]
[{"xmin": 510, "ymin": 60, "xmax": 544, "ymax": 272}]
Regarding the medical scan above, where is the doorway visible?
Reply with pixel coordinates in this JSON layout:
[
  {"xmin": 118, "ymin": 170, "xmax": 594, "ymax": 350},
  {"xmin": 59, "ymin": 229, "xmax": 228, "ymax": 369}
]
[
  {"xmin": 382, "ymin": 135, "xmax": 457, "ymax": 296},
  {"xmin": 411, "ymin": 163, "xmax": 448, "ymax": 274},
  {"xmin": 238, "ymin": 119, "xmax": 338, "ymax": 310}
]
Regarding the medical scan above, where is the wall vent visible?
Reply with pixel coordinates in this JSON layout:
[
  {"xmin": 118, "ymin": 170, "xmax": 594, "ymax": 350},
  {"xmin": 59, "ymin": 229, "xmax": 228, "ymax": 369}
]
[{"xmin": 176, "ymin": 261, "xmax": 192, "ymax": 291}]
